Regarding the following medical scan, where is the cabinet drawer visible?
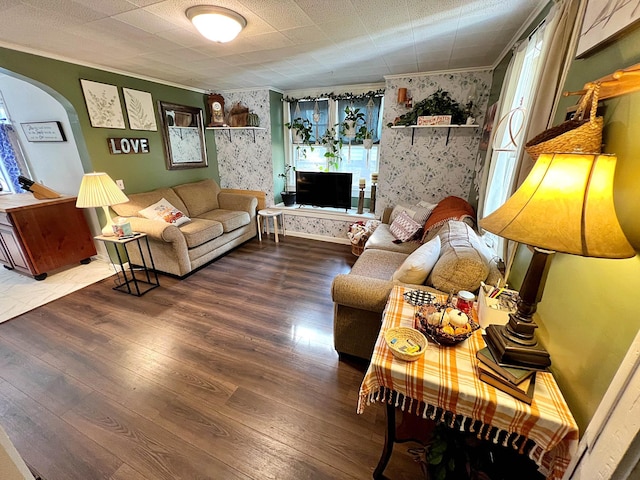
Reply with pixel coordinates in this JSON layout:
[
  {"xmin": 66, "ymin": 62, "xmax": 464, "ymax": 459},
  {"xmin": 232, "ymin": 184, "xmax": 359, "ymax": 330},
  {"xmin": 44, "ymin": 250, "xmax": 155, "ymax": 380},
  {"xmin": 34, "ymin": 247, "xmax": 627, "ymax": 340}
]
[{"xmin": 0, "ymin": 212, "xmax": 10, "ymax": 226}]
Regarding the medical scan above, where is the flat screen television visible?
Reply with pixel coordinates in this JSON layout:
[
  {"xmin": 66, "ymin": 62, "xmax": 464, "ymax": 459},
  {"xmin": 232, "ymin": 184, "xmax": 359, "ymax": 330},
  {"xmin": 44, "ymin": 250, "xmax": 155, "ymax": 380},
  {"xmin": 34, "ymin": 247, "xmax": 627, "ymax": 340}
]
[{"xmin": 296, "ymin": 171, "xmax": 353, "ymax": 210}]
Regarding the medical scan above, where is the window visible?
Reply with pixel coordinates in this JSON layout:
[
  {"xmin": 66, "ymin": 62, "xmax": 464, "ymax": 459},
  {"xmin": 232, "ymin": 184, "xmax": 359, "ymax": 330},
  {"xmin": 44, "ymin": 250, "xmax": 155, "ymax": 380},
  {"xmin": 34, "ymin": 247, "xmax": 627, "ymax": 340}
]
[
  {"xmin": 285, "ymin": 96, "xmax": 383, "ymax": 195},
  {"xmin": 481, "ymin": 22, "xmax": 549, "ymax": 257}
]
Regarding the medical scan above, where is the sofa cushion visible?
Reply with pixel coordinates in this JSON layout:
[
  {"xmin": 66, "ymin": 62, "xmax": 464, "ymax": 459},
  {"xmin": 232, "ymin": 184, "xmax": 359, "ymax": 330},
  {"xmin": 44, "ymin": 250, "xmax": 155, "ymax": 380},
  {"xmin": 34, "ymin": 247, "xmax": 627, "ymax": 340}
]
[
  {"xmin": 428, "ymin": 220, "xmax": 489, "ymax": 293},
  {"xmin": 351, "ymin": 248, "xmax": 409, "ymax": 281},
  {"xmin": 392, "ymin": 235, "xmax": 441, "ymax": 284},
  {"xmin": 139, "ymin": 198, "xmax": 191, "ymax": 226},
  {"xmin": 111, "ymin": 188, "xmax": 187, "ymax": 218},
  {"xmin": 173, "ymin": 178, "xmax": 221, "ymax": 217},
  {"xmin": 365, "ymin": 225, "xmax": 421, "ymax": 255},
  {"xmin": 179, "ymin": 218, "xmax": 224, "ymax": 248},
  {"xmin": 197, "ymin": 209, "xmax": 250, "ymax": 233},
  {"xmin": 390, "ymin": 211, "xmax": 422, "ymax": 242}
]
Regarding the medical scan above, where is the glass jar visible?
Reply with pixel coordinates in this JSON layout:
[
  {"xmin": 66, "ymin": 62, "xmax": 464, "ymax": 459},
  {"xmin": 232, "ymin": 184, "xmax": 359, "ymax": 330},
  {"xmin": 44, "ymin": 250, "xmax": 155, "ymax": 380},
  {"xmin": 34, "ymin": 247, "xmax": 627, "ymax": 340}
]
[{"xmin": 456, "ymin": 290, "xmax": 476, "ymax": 315}]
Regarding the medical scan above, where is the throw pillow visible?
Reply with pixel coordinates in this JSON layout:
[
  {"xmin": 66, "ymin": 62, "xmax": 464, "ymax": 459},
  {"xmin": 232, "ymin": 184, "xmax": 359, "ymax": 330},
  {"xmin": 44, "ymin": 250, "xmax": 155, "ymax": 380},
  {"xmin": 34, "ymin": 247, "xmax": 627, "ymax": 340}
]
[
  {"xmin": 392, "ymin": 236, "xmax": 441, "ymax": 284},
  {"xmin": 389, "ymin": 203, "xmax": 435, "ymax": 226},
  {"xmin": 389, "ymin": 211, "xmax": 422, "ymax": 242},
  {"xmin": 139, "ymin": 198, "xmax": 191, "ymax": 226}
]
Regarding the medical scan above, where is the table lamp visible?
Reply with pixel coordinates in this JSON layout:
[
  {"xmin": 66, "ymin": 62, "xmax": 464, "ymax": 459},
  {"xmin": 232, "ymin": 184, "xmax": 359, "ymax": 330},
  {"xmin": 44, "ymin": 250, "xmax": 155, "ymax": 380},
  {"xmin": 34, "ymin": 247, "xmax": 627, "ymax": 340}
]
[
  {"xmin": 76, "ymin": 172, "xmax": 129, "ymax": 236},
  {"xmin": 479, "ymin": 153, "xmax": 635, "ymax": 368}
]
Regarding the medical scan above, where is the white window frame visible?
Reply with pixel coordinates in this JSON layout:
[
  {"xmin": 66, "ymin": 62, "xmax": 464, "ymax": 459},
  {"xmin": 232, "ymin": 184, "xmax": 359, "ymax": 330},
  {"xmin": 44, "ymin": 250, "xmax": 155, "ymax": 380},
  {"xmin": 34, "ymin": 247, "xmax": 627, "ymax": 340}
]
[{"xmin": 284, "ymin": 97, "xmax": 383, "ymax": 197}]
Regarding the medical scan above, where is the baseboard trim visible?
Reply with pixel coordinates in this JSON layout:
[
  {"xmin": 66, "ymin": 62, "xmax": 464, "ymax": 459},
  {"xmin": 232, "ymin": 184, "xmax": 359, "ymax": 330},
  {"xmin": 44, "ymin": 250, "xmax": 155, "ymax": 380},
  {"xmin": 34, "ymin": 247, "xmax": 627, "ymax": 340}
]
[{"xmin": 284, "ymin": 231, "xmax": 350, "ymax": 245}]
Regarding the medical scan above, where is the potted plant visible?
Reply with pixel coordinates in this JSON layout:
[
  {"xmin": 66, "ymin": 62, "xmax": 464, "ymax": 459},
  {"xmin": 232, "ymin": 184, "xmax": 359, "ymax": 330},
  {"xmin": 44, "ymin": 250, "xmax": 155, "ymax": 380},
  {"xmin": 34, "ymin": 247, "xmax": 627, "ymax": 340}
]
[
  {"xmin": 340, "ymin": 106, "xmax": 366, "ymax": 140},
  {"xmin": 278, "ymin": 164, "xmax": 296, "ymax": 206},
  {"xmin": 388, "ymin": 89, "xmax": 466, "ymax": 126},
  {"xmin": 285, "ymin": 117, "xmax": 313, "ymax": 144},
  {"xmin": 320, "ymin": 127, "xmax": 343, "ymax": 171}
]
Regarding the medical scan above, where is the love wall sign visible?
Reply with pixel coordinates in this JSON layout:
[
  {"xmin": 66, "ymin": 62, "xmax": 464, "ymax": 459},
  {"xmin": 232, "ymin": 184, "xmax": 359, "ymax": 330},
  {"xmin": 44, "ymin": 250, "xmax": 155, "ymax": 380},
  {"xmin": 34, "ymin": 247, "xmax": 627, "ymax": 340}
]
[{"xmin": 108, "ymin": 137, "xmax": 150, "ymax": 155}]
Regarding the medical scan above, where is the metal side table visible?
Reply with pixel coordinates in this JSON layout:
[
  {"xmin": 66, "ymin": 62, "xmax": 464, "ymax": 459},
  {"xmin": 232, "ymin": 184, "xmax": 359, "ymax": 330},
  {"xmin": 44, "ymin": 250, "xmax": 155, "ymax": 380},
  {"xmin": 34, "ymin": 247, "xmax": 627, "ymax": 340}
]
[{"xmin": 95, "ymin": 233, "xmax": 160, "ymax": 296}]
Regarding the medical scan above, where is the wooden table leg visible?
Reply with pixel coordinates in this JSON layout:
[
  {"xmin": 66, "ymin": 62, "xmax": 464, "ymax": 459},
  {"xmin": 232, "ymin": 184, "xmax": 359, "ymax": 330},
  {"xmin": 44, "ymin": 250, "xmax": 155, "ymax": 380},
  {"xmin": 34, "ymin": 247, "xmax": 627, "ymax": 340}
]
[{"xmin": 373, "ymin": 401, "xmax": 396, "ymax": 479}]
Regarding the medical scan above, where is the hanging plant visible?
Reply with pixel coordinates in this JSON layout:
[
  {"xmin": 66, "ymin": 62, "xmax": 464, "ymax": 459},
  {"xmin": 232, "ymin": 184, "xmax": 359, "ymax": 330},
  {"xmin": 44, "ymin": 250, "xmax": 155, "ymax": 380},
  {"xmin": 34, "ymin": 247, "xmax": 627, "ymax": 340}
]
[
  {"xmin": 320, "ymin": 127, "xmax": 342, "ymax": 171},
  {"xmin": 285, "ymin": 117, "xmax": 314, "ymax": 144},
  {"xmin": 389, "ymin": 89, "xmax": 466, "ymax": 127},
  {"xmin": 340, "ymin": 106, "xmax": 367, "ymax": 141}
]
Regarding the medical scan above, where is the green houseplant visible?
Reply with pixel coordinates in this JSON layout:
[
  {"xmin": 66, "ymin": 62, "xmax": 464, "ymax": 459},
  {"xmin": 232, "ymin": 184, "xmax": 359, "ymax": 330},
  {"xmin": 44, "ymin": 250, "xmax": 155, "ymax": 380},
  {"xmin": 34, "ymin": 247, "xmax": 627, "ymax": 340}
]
[
  {"xmin": 389, "ymin": 89, "xmax": 466, "ymax": 127},
  {"xmin": 285, "ymin": 117, "xmax": 314, "ymax": 144},
  {"xmin": 340, "ymin": 106, "xmax": 367, "ymax": 141},
  {"xmin": 319, "ymin": 127, "xmax": 342, "ymax": 171},
  {"xmin": 278, "ymin": 164, "xmax": 296, "ymax": 206}
]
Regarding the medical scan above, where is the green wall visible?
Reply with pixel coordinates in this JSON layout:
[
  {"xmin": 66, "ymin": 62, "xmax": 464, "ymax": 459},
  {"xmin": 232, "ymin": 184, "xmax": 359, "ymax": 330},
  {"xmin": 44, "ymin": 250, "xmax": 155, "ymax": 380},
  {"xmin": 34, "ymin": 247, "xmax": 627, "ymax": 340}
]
[
  {"xmin": 270, "ymin": 90, "xmax": 286, "ymax": 204},
  {"xmin": 509, "ymin": 27, "xmax": 640, "ymax": 433},
  {"xmin": 0, "ymin": 46, "xmax": 219, "ymax": 194}
]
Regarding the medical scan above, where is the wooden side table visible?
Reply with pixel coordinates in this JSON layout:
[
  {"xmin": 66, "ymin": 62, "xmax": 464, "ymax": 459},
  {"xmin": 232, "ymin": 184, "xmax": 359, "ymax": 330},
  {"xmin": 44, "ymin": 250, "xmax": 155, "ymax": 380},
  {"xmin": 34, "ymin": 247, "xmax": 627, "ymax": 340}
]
[
  {"xmin": 94, "ymin": 233, "xmax": 160, "ymax": 296},
  {"xmin": 257, "ymin": 209, "xmax": 285, "ymax": 243}
]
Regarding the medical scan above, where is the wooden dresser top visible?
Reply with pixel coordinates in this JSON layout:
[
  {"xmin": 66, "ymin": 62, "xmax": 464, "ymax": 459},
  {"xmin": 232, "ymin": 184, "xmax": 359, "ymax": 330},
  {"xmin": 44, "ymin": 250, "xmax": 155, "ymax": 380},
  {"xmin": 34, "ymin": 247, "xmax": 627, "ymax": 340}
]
[{"xmin": 0, "ymin": 194, "xmax": 77, "ymax": 213}]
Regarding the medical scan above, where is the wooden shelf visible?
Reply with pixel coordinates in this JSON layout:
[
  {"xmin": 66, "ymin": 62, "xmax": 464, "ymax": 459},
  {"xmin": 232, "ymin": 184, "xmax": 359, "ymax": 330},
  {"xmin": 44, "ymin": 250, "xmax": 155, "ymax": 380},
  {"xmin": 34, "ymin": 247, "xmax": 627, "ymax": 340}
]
[
  {"xmin": 563, "ymin": 62, "xmax": 640, "ymax": 102},
  {"xmin": 206, "ymin": 126, "xmax": 265, "ymax": 142},
  {"xmin": 390, "ymin": 124, "xmax": 480, "ymax": 145}
]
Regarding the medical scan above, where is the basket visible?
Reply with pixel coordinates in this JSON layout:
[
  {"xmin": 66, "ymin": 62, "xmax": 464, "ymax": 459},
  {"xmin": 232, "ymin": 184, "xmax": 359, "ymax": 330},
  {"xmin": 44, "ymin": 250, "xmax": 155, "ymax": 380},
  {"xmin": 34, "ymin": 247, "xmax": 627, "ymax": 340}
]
[
  {"xmin": 228, "ymin": 102, "xmax": 249, "ymax": 127},
  {"xmin": 384, "ymin": 327, "xmax": 427, "ymax": 361},
  {"xmin": 351, "ymin": 242, "xmax": 365, "ymax": 256},
  {"xmin": 415, "ymin": 306, "xmax": 479, "ymax": 346},
  {"xmin": 525, "ymin": 83, "xmax": 603, "ymax": 160}
]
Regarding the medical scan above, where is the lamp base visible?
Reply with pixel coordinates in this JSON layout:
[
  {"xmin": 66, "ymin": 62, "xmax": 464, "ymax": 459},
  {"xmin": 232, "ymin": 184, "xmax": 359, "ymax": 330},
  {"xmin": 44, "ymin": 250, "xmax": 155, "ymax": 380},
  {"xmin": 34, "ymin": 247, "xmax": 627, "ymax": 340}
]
[{"xmin": 485, "ymin": 324, "xmax": 551, "ymax": 369}]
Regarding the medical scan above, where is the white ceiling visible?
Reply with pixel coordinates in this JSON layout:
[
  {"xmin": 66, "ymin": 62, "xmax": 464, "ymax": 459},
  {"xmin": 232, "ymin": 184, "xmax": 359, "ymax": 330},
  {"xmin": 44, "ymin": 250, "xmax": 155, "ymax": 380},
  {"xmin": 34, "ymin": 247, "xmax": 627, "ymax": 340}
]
[{"xmin": 0, "ymin": 0, "xmax": 544, "ymax": 92}]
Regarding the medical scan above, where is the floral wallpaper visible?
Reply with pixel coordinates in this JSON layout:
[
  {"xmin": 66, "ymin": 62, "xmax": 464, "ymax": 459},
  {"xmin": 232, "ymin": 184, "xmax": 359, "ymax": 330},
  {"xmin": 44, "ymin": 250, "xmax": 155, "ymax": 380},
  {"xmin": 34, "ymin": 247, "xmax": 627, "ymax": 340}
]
[
  {"xmin": 215, "ymin": 89, "xmax": 275, "ymax": 206},
  {"xmin": 219, "ymin": 70, "xmax": 492, "ymax": 242},
  {"xmin": 377, "ymin": 70, "xmax": 492, "ymax": 215},
  {"xmin": 282, "ymin": 214, "xmax": 352, "ymax": 240}
]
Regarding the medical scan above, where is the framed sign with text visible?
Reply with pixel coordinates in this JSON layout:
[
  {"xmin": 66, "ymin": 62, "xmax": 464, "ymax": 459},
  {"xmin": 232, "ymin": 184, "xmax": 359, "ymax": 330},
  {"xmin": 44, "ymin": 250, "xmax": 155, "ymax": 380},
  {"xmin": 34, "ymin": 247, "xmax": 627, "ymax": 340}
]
[{"xmin": 20, "ymin": 121, "xmax": 66, "ymax": 142}]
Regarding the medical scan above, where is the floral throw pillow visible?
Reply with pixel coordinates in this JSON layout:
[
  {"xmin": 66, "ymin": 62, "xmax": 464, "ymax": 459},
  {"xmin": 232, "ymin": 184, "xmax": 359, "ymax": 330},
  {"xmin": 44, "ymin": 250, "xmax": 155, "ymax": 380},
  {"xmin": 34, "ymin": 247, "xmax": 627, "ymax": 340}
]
[
  {"xmin": 389, "ymin": 211, "xmax": 422, "ymax": 242},
  {"xmin": 139, "ymin": 198, "xmax": 190, "ymax": 226}
]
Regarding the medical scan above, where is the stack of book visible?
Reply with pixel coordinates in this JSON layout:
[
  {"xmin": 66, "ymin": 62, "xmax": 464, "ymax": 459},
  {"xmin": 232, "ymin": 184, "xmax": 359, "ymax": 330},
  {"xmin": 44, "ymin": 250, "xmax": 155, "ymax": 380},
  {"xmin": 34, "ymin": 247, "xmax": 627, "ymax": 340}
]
[{"xmin": 476, "ymin": 344, "xmax": 541, "ymax": 404}]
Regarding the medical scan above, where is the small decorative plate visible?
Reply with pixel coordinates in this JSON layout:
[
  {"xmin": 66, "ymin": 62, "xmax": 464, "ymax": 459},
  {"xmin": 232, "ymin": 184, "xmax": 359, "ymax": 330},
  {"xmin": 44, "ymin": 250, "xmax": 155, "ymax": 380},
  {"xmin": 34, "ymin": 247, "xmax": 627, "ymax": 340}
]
[{"xmin": 403, "ymin": 289, "xmax": 436, "ymax": 306}]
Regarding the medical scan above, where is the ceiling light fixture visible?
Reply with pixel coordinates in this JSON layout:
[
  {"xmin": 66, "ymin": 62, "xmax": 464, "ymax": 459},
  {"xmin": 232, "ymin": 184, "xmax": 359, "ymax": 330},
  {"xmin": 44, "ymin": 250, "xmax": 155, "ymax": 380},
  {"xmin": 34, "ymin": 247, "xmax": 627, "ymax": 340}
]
[{"xmin": 186, "ymin": 5, "xmax": 247, "ymax": 43}]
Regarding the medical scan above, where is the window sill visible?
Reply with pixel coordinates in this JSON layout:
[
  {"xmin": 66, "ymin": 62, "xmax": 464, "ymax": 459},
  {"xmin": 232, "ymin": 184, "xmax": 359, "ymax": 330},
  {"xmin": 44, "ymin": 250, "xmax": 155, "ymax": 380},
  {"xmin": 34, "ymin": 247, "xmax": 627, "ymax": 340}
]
[{"xmin": 275, "ymin": 204, "xmax": 376, "ymax": 222}]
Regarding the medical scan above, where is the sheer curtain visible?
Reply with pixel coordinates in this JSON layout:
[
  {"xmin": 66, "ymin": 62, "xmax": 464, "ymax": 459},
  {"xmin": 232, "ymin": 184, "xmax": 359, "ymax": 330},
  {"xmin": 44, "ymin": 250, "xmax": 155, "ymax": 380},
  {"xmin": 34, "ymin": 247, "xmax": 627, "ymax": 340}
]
[
  {"xmin": 0, "ymin": 124, "xmax": 29, "ymax": 193},
  {"xmin": 478, "ymin": 0, "xmax": 580, "ymax": 267}
]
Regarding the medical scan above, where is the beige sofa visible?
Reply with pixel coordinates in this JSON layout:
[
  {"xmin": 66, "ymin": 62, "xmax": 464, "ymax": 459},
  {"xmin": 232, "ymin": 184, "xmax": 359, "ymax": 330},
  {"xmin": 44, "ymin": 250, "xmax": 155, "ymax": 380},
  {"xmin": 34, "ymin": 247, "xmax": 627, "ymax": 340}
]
[
  {"xmin": 111, "ymin": 178, "xmax": 258, "ymax": 277},
  {"xmin": 331, "ymin": 207, "xmax": 502, "ymax": 361}
]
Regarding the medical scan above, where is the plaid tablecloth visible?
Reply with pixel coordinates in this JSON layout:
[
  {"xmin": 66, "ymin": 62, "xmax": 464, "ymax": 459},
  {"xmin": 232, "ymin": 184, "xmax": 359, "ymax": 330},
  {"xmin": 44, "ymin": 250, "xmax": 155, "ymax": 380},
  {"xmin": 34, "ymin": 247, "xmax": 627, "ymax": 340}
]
[{"xmin": 358, "ymin": 286, "xmax": 578, "ymax": 480}]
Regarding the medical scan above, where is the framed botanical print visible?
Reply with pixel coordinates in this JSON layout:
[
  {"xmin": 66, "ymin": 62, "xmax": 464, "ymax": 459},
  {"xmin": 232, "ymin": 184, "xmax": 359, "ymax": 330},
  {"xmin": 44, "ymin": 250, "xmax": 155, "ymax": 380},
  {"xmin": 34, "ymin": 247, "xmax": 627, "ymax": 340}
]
[
  {"xmin": 123, "ymin": 88, "xmax": 157, "ymax": 131},
  {"xmin": 577, "ymin": 0, "xmax": 640, "ymax": 57},
  {"xmin": 80, "ymin": 79, "xmax": 125, "ymax": 129},
  {"xmin": 157, "ymin": 101, "xmax": 208, "ymax": 170}
]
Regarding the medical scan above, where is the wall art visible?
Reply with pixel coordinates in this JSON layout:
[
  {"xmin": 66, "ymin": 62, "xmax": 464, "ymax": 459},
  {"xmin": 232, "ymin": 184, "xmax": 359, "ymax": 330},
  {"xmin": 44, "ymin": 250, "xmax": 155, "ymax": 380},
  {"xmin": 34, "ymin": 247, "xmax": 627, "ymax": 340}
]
[
  {"xmin": 577, "ymin": 0, "xmax": 640, "ymax": 57},
  {"xmin": 20, "ymin": 121, "xmax": 66, "ymax": 142},
  {"xmin": 80, "ymin": 79, "xmax": 125, "ymax": 129},
  {"xmin": 123, "ymin": 88, "xmax": 157, "ymax": 131}
]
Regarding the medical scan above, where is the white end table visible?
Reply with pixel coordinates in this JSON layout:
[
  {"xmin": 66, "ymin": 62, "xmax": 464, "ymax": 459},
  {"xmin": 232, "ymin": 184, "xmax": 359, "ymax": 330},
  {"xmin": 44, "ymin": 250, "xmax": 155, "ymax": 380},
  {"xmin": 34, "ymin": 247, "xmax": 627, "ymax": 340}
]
[{"xmin": 257, "ymin": 209, "xmax": 285, "ymax": 243}]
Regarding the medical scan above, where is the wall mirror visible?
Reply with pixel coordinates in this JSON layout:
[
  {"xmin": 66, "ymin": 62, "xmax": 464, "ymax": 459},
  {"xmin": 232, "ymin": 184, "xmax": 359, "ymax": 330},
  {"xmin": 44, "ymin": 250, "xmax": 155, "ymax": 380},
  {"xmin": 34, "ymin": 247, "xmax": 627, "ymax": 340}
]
[{"xmin": 158, "ymin": 101, "xmax": 208, "ymax": 170}]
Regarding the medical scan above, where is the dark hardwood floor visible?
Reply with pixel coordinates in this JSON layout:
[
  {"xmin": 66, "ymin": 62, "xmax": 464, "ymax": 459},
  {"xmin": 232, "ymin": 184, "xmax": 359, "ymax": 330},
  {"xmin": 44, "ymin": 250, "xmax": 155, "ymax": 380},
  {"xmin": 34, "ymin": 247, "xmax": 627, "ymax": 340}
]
[{"xmin": 0, "ymin": 236, "xmax": 423, "ymax": 480}]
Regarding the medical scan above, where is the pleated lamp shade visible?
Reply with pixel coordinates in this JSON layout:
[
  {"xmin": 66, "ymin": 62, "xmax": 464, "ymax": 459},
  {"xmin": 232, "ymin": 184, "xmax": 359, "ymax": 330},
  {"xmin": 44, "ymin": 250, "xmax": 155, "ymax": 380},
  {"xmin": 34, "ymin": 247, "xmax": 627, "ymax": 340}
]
[
  {"xmin": 480, "ymin": 153, "xmax": 634, "ymax": 259},
  {"xmin": 76, "ymin": 172, "xmax": 129, "ymax": 236}
]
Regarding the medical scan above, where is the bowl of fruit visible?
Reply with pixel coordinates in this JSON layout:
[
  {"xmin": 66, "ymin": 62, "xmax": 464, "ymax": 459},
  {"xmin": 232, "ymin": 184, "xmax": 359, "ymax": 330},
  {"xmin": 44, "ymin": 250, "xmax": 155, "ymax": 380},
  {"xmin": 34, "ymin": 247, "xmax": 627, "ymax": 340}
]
[{"xmin": 415, "ymin": 304, "xmax": 479, "ymax": 346}]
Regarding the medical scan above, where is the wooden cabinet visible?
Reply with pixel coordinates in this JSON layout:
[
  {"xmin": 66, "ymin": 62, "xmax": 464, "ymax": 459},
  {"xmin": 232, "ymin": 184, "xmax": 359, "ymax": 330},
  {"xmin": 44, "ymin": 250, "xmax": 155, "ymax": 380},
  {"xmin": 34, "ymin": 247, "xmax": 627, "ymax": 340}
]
[{"xmin": 0, "ymin": 194, "xmax": 97, "ymax": 280}]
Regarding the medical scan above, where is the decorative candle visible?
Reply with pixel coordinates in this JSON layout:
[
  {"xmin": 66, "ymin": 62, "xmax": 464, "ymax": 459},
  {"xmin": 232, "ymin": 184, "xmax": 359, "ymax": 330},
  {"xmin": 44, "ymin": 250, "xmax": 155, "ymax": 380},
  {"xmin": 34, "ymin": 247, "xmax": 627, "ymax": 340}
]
[
  {"xmin": 359, "ymin": 178, "xmax": 366, "ymax": 188},
  {"xmin": 371, "ymin": 173, "xmax": 378, "ymax": 183}
]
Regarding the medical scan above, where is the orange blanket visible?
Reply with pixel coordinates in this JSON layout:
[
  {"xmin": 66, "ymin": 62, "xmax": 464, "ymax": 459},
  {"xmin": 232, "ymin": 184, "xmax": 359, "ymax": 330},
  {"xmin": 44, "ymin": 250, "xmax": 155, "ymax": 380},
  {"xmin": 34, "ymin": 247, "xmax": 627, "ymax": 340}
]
[{"xmin": 423, "ymin": 196, "xmax": 476, "ymax": 237}]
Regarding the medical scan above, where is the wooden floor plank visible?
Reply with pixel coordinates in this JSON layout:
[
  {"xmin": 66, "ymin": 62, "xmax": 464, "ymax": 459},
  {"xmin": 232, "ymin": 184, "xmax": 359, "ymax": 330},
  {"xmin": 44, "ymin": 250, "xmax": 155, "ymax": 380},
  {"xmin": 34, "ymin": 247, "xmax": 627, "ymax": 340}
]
[{"xmin": 0, "ymin": 237, "xmax": 423, "ymax": 479}]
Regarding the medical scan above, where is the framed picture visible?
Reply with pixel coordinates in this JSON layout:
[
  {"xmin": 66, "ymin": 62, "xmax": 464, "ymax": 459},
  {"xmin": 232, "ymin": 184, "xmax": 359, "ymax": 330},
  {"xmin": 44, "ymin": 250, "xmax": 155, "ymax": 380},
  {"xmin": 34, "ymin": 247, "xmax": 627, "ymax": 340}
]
[
  {"xmin": 123, "ymin": 88, "xmax": 157, "ymax": 131},
  {"xmin": 80, "ymin": 79, "xmax": 125, "ymax": 129},
  {"xmin": 577, "ymin": 0, "xmax": 640, "ymax": 58},
  {"xmin": 480, "ymin": 101, "xmax": 499, "ymax": 151},
  {"xmin": 20, "ymin": 121, "xmax": 66, "ymax": 142},
  {"xmin": 157, "ymin": 101, "xmax": 208, "ymax": 170}
]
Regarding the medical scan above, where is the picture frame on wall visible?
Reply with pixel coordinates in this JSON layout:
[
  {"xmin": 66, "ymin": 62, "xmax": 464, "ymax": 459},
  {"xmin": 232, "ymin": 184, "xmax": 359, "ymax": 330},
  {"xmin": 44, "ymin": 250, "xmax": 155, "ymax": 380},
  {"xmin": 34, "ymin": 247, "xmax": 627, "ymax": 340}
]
[
  {"xmin": 123, "ymin": 88, "xmax": 157, "ymax": 131},
  {"xmin": 20, "ymin": 121, "xmax": 66, "ymax": 142},
  {"xmin": 577, "ymin": 0, "xmax": 640, "ymax": 58},
  {"xmin": 157, "ymin": 101, "xmax": 208, "ymax": 170},
  {"xmin": 80, "ymin": 79, "xmax": 125, "ymax": 129}
]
